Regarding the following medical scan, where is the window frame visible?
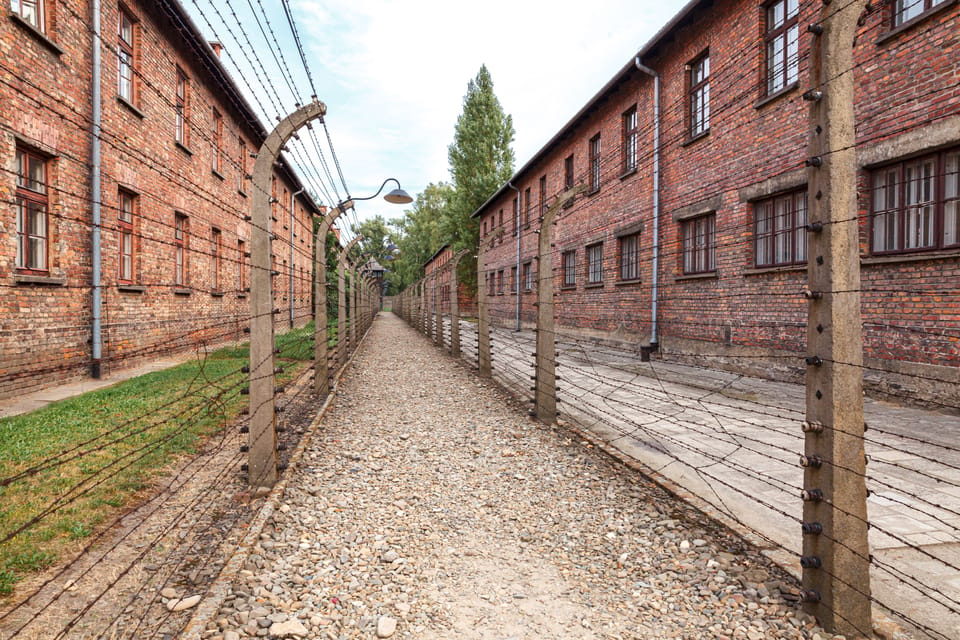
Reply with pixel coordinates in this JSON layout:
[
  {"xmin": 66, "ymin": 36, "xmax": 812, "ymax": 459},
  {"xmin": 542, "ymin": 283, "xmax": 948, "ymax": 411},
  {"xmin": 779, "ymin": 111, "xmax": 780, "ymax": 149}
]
[
  {"xmin": 174, "ymin": 213, "xmax": 188, "ymax": 287},
  {"xmin": 561, "ymin": 250, "xmax": 577, "ymax": 288},
  {"xmin": 522, "ymin": 261, "xmax": 533, "ymax": 292},
  {"xmin": 211, "ymin": 227, "xmax": 222, "ymax": 292},
  {"xmin": 11, "ymin": 0, "xmax": 46, "ymax": 32},
  {"xmin": 890, "ymin": 0, "xmax": 948, "ymax": 28},
  {"xmin": 117, "ymin": 6, "xmax": 137, "ymax": 104},
  {"xmin": 539, "ymin": 175, "xmax": 547, "ymax": 218},
  {"xmin": 682, "ymin": 213, "xmax": 717, "ymax": 275},
  {"xmin": 586, "ymin": 242, "xmax": 604, "ymax": 285},
  {"xmin": 764, "ymin": 0, "xmax": 800, "ymax": 96},
  {"xmin": 869, "ymin": 147, "xmax": 959, "ymax": 255},
  {"xmin": 754, "ymin": 189, "xmax": 808, "ymax": 267},
  {"xmin": 588, "ymin": 134, "xmax": 601, "ymax": 193},
  {"xmin": 622, "ymin": 106, "xmax": 638, "ymax": 175},
  {"xmin": 523, "ymin": 187, "xmax": 531, "ymax": 227},
  {"xmin": 618, "ymin": 232, "xmax": 641, "ymax": 281},
  {"xmin": 14, "ymin": 146, "xmax": 50, "ymax": 274},
  {"xmin": 175, "ymin": 67, "xmax": 188, "ymax": 146},
  {"xmin": 237, "ymin": 238, "xmax": 247, "ymax": 293},
  {"xmin": 238, "ymin": 137, "xmax": 248, "ymax": 194},
  {"xmin": 118, "ymin": 189, "xmax": 137, "ymax": 283},
  {"xmin": 211, "ymin": 108, "xmax": 223, "ymax": 175},
  {"xmin": 689, "ymin": 51, "xmax": 710, "ymax": 138}
]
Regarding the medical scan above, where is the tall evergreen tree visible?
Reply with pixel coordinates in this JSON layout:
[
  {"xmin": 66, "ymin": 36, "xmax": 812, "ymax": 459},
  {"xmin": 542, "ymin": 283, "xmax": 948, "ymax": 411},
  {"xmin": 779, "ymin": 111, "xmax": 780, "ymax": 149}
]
[{"xmin": 446, "ymin": 65, "xmax": 515, "ymax": 252}]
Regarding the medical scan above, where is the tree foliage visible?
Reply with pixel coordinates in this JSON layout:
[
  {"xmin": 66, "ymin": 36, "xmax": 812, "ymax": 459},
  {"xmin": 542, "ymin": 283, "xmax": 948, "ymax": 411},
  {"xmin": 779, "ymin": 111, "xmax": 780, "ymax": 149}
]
[{"xmin": 389, "ymin": 182, "xmax": 453, "ymax": 292}]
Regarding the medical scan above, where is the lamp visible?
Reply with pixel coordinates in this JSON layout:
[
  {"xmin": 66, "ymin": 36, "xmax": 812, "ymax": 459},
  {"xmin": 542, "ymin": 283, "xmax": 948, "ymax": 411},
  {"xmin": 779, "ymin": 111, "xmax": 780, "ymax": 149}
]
[{"xmin": 337, "ymin": 178, "xmax": 412, "ymax": 212}]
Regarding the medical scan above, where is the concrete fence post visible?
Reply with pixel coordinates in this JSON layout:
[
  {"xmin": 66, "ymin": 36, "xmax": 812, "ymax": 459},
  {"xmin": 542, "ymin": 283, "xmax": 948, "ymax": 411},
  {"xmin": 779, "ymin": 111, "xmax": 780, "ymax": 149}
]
[
  {"xmin": 535, "ymin": 185, "xmax": 586, "ymax": 424},
  {"xmin": 801, "ymin": 0, "xmax": 871, "ymax": 634},
  {"xmin": 249, "ymin": 99, "xmax": 325, "ymax": 488},
  {"xmin": 450, "ymin": 249, "xmax": 469, "ymax": 358},
  {"xmin": 477, "ymin": 243, "xmax": 492, "ymax": 377},
  {"xmin": 434, "ymin": 271, "xmax": 442, "ymax": 346}
]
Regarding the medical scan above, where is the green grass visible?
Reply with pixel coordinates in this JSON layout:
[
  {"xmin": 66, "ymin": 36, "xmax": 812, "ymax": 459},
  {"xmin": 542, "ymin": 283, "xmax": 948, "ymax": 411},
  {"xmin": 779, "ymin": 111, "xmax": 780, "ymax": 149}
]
[{"xmin": 0, "ymin": 323, "xmax": 319, "ymax": 597}]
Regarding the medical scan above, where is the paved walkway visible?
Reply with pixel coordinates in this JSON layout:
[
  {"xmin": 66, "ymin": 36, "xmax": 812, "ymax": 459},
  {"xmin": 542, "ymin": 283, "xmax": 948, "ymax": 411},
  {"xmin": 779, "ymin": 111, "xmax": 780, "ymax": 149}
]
[
  {"xmin": 188, "ymin": 312, "xmax": 842, "ymax": 639},
  {"xmin": 447, "ymin": 320, "xmax": 960, "ymax": 640}
]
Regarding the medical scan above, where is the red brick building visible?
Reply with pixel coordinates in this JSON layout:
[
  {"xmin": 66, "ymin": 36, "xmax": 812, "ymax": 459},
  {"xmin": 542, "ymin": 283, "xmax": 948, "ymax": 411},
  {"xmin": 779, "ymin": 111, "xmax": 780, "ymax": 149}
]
[
  {"xmin": 1, "ymin": 0, "xmax": 319, "ymax": 399},
  {"xmin": 476, "ymin": 0, "xmax": 958, "ymax": 405},
  {"xmin": 424, "ymin": 244, "xmax": 477, "ymax": 318}
]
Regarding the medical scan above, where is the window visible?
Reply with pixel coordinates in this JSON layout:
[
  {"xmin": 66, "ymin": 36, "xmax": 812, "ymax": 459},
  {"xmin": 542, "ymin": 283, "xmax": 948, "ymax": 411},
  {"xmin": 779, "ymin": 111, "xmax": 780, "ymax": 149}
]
[
  {"xmin": 11, "ymin": 0, "xmax": 45, "ymax": 31},
  {"xmin": 511, "ymin": 197, "xmax": 518, "ymax": 236},
  {"xmin": 117, "ymin": 7, "xmax": 136, "ymax": 103},
  {"xmin": 482, "ymin": 219, "xmax": 487, "ymax": 237},
  {"xmin": 562, "ymin": 250, "xmax": 576, "ymax": 287},
  {"xmin": 689, "ymin": 52, "xmax": 710, "ymax": 137},
  {"xmin": 765, "ymin": 0, "xmax": 799, "ymax": 95},
  {"xmin": 510, "ymin": 266, "xmax": 517, "ymax": 293},
  {"xmin": 539, "ymin": 175, "xmax": 547, "ymax": 217},
  {"xmin": 15, "ymin": 147, "xmax": 49, "ymax": 272},
  {"xmin": 497, "ymin": 269, "xmax": 504, "ymax": 295},
  {"xmin": 238, "ymin": 137, "xmax": 247, "ymax": 193},
  {"xmin": 118, "ymin": 190, "xmax": 136, "ymax": 282},
  {"xmin": 623, "ymin": 106, "xmax": 638, "ymax": 174},
  {"xmin": 523, "ymin": 187, "xmax": 531, "ymax": 227},
  {"xmin": 892, "ymin": 0, "xmax": 948, "ymax": 27},
  {"xmin": 755, "ymin": 189, "xmax": 807, "ymax": 266},
  {"xmin": 522, "ymin": 261, "xmax": 533, "ymax": 291},
  {"xmin": 498, "ymin": 209, "xmax": 504, "ymax": 243},
  {"xmin": 174, "ymin": 213, "xmax": 188, "ymax": 286},
  {"xmin": 589, "ymin": 134, "xmax": 601, "ymax": 193},
  {"xmin": 871, "ymin": 148, "xmax": 959, "ymax": 254},
  {"xmin": 587, "ymin": 243, "xmax": 603, "ymax": 285},
  {"xmin": 619, "ymin": 232, "xmax": 641, "ymax": 281},
  {"xmin": 211, "ymin": 228, "xmax": 222, "ymax": 292},
  {"xmin": 237, "ymin": 239, "xmax": 247, "ymax": 292},
  {"xmin": 682, "ymin": 214, "xmax": 716, "ymax": 274},
  {"xmin": 211, "ymin": 108, "xmax": 223, "ymax": 174},
  {"xmin": 564, "ymin": 155, "xmax": 574, "ymax": 208},
  {"xmin": 175, "ymin": 68, "xmax": 188, "ymax": 145}
]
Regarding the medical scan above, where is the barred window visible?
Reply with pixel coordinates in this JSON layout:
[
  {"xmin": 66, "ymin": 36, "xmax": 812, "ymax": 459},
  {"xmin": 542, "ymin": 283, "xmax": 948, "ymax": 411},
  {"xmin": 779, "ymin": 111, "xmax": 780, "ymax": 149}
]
[
  {"xmin": 587, "ymin": 243, "xmax": 604, "ymax": 285},
  {"xmin": 589, "ymin": 134, "xmax": 601, "ymax": 192},
  {"xmin": 562, "ymin": 250, "xmax": 576, "ymax": 287},
  {"xmin": 755, "ymin": 190, "xmax": 807, "ymax": 266},
  {"xmin": 623, "ymin": 106, "xmax": 638, "ymax": 174},
  {"xmin": 619, "ymin": 232, "xmax": 641, "ymax": 281},
  {"xmin": 689, "ymin": 53, "xmax": 710, "ymax": 137},
  {"xmin": 682, "ymin": 214, "xmax": 716, "ymax": 274}
]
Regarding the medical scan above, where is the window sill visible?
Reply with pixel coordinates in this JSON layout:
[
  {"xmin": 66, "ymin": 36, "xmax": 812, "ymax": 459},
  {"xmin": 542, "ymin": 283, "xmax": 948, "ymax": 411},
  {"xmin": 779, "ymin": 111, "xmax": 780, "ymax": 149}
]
[
  {"xmin": 237, "ymin": 292, "xmax": 247, "ymax": 299},
  {"xmin": 117, "ymin": 95, "xmax": 144, "ymax": 119},
  {"xmin": 212, "ymin": 169, "xmax": 225, "ymax": 181},
  {"xmin": 175, "ymin": 141, "xmax": 193, "ymax": 156},
  {"xmin": 173, "ymin": 287, "xmax": 192, "ymax": 296},
  {"xmin": 681, "ymin": 130, "xmax": 710, "ymax": 147},
  {"xmin": 754, "ymin": 82, "xmax": 798, "ymax": 110},
  {"xmin": 584, "ymin": 282, "xmax": 604, "ymax": 289},
  {"xmin": 560, "ymin": 285, "xmax": 577, "ymax": 291},
  {"xmin": 863, "ymin": 248, "xmax": 960, "ymax": 265},
  {"xmin": 586, "ymin": 187, "xmax": 600, "ymax": 197},
  {"xmin": 211, "ymin": 290, "xmax": 225, "ymax": 297},
  {"xmin": 876, "ymin": 0, "xmax": 957, "ymax": 45},
  {"xmin": 743, "ymin": 264, "xmax": 806, "ymax": 276},
  {"xmin": 10, "ymin": 13, "xmax": 63, "ymax": 55},
  {"xmin": 615, "ymin": 278, "xmax": 642, "ymax": 286},
  {"xmin": 620, "ymin": 167, "xmax": 638, "ymax": 180},
  {"xmin": 675, "ymin": 271, "xmax": 718, "ymax": 282},
  {"xmin": 14, "ymin": 273, "xmax": 66, "ymax": 286},
  {"xmin": 117, "ymin": 284, "xmax": 146, "ymax": 293}
]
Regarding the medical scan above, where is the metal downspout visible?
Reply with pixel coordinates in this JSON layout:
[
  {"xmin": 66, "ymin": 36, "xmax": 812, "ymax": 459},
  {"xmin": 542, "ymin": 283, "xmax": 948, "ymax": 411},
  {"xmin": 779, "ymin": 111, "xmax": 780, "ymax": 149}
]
[
  {"xmin": 634, "ymin": 57, "xmax": 660, "ymax": 348},
  {"xmin": 507, "ymin": 182, "xmax": 521, "ymax": 331},
  {"xmin": 91, "ymin": 0, "xmax": 103, "ymax": 377}
]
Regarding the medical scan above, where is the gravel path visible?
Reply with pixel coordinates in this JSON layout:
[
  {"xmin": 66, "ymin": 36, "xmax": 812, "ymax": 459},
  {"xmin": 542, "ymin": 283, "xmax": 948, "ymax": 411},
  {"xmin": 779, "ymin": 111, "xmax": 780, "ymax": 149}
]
[{"xmin": 199, "ymin": 313, "xmax": 840, "ymax": 640}]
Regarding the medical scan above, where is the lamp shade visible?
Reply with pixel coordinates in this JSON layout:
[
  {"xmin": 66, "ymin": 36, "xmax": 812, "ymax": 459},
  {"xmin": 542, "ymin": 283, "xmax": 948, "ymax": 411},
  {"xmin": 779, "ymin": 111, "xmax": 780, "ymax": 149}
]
[{"xmin": 384, "ymin": 188, "xmax": 413, "ymax": 204}]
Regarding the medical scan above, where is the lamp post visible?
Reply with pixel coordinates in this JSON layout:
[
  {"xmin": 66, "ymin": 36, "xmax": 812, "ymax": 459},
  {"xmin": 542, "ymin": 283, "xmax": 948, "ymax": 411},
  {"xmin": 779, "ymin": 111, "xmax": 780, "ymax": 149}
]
[{"xmin": 314, "ymin": 179, "xmax": 412, "ymax": 396}]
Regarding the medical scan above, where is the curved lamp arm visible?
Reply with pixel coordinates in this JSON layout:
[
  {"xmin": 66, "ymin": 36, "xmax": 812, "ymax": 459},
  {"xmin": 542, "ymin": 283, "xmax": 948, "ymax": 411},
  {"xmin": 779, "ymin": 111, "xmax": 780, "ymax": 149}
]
[{"xmin": 337, "ymin": 178, "xmax": 413, "ymax": 212}]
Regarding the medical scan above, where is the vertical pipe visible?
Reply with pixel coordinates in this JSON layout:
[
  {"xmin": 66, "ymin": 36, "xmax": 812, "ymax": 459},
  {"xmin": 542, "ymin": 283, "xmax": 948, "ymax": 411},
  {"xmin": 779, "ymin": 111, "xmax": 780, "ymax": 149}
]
[
  {"xmin": 634, "ymin": 58, "xmax": 660, "ymax": 347},
  {"xmin": 91, "ymin": 0, "xmax": 103, "ymax": 378}
]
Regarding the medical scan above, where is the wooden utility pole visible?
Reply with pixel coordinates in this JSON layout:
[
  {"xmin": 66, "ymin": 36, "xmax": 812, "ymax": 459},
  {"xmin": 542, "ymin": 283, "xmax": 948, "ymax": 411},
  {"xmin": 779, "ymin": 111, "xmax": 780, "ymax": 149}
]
[
  {"xmin": 534, "ymin": 185, "xmax": 586, "ymax": 423},
  {"xmin": 802, "ymin": 0, "xmax": 871, "ymax": 635},
  {"xmin": 249, "ymin": 100, "xmax": 325, "ymax": 488}
]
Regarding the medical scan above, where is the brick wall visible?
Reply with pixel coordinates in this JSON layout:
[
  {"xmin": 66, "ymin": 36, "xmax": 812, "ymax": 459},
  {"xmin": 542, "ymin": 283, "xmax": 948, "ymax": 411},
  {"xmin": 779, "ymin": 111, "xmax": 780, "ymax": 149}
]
[
  {"xmin": 0, "ymin": 0, "xmax": 316, "ymax": 400},
  {"xmin": 476, "ymin": 0, "xmax": 959, "ymax": 406}
]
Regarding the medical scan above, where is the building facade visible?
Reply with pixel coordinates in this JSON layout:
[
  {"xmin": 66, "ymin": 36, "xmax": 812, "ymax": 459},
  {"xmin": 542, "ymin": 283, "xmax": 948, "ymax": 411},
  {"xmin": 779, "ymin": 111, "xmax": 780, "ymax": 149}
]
[
  {"xmin": 1, "ymin": 0, "xmax": 319, "ymax": 400},
  {"xmin": 476, "ymin": 0, "xmax": 958, "ymax": 406}
]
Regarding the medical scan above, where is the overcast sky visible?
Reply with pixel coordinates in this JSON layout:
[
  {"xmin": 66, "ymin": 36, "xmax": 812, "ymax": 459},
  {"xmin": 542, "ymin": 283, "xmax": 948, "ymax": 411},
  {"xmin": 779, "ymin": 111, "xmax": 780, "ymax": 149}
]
[{"xmin": 189, "ymin": 0, "xmax": 687, "ymax": 225}]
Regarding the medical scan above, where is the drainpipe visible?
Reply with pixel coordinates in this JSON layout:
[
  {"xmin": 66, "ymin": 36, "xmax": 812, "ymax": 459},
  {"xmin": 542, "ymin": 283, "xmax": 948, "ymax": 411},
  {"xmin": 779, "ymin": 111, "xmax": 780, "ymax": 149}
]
[
  {"xmin": 507, "ymin": 182, "xmax": 521, "ymax": 331},
  {"xmin": 91, "ymin": 0, "xmax": 103, "ymax": 378},
  {"xmin": 290, "ymin": 189, "xmax": 304, "ymax": 329},
  {"xmin": 634, "ymin": 57, "xmax": 660, "ymax": 350}
]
